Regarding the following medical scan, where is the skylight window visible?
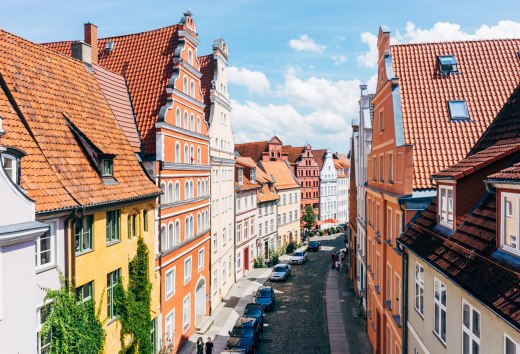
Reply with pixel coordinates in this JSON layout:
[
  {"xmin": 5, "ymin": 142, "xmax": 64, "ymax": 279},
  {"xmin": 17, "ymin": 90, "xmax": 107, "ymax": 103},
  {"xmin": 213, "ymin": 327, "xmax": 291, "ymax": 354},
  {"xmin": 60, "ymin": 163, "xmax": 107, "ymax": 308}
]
[
  {"xmin": 438, "ymin": 55, "xmax": 458, "ymax": 75},
  {"xmin": 448, "ymin": 100, "xmax": 470, "ymax": 121}
]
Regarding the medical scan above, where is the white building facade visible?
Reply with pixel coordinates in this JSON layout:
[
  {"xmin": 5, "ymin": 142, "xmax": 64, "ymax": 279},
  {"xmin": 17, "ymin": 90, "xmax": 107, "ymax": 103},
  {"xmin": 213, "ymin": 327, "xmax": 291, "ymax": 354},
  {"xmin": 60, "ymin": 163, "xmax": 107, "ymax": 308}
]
[
  {"xmin": 204, "ymin": 39, "xmax": 236, "ymax": 310},
  {"xmin": 255, "ymin": 169, "xmax": 278, "ymax": 261},
  {"xmin": 319, "ymin": 150, "xmax": 338, "ymax": 228}
]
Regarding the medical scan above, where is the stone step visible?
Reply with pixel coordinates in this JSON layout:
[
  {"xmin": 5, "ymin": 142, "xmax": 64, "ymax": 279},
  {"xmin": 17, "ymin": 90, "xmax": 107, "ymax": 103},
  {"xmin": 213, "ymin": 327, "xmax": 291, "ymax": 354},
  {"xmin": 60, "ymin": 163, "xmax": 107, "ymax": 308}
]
[{"xmin": 195, "ymin": 315, "xmax": 214, "ymax": 334}]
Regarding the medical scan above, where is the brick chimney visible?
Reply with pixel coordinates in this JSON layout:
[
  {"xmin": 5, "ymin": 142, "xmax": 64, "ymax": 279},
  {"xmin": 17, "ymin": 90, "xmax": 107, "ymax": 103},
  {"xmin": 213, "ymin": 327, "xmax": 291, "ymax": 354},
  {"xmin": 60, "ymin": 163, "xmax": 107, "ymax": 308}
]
[{"xmin": 84, "ymin": 22, "xmax": 98, "ymax": 65}]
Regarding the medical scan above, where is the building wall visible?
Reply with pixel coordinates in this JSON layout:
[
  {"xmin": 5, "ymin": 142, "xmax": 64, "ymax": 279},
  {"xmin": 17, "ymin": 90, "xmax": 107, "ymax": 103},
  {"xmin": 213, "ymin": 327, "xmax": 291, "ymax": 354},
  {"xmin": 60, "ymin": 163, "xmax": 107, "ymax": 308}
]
[
  {"xmin": 235, "ymin": 189, "xmax": 257, "ymax": 280},
  {"xmin": 295, "ymin": 146, "xmax": 320, "ymax": 218},
  {"xmin": 257, "ymin": 199, "xmax": 278, "ymax": 259},
  {"xmin": 407, "ymin": 252, "xmax": 520, "ymax": 354},
  {"xmin": 320, "ymin": 151, "xmax": 338, "ymax": 227},
  {"xmin": 277, "ymin": 188, "xmax": 301, "ymax": 247},
  {"xmin": 207, "ymin": 39, "xmax": 235, "ymax": 312},
  {"xmin": 337, "ymin": 175, "xmax": 348, "ymax": 222}
]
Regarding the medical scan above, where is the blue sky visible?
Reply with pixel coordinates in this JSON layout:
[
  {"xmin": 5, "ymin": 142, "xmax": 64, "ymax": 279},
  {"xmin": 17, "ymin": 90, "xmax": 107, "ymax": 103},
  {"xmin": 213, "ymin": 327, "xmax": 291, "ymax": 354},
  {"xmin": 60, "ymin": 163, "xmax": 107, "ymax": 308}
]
[{"xmin": 2, "ymin": 0, "xmax": 519, "ymax": 153}]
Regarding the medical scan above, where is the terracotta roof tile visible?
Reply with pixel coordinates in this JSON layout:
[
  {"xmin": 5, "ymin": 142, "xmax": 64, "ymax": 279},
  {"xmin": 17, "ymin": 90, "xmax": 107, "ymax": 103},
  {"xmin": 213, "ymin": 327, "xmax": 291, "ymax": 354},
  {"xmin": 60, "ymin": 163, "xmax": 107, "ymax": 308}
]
[
  {"xmin": 199, "ymin": 54, "xmax": 214, "ymax": 123},
  {"xmin": 312, "ymin": 149, "xmax": 327, "ymax": 170},
  {"xmin": 488, "ymin": 162, "xmax": 520, "ymax": 181},
  {"xmin": 255, "ymin": 165, "xmax": 279, "ymax": 203},
  {"xmin": 235, "ymin": 141, "xmax": 269, "ymax": 162},
  {"xmin": 282, "ymin": 145, "xmax": 304, "ymax": 163},
  {"xmin": 391, "ymin": 39, "xmax": 520, "ymax": 189},
  {"xmin": 0, "ymin": 30, "xmax": 159, "ymax": 212},
  {"xmin": 235, "ymin": 157, "xmax": 260, "ymax": 191},
  {"xmin": 259, "ymin": 161, "xmax": 299, "ymax": 190}
]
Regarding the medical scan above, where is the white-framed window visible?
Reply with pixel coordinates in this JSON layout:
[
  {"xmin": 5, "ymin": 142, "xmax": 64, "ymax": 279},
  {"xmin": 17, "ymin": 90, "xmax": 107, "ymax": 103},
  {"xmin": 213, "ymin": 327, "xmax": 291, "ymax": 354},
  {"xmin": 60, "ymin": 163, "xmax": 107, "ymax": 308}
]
[
  {"xmin": 501, "ymin": 192, "xmax": 520, "ymax": 255},
  {"xmin": 183, "ymin": 76, "xmax": 188, "ymax": 94},
  {"xmin": 505, "ymin": 334, "xmax": 519, "ymax": 354},
  {"xmin": 395, "ymin": 273, "xmax": 402, "ymax": 319},
  {"xmin": 439, "ymin": 185, "xmax": 454, "ymax": 228},
  {"xmin": 184, "ymin": 256, "xmax": 192, "ymax": 285},
  {"xmin": 238, "ymin": 169, "xmax": 243, "ymax": 184},
  {"xmin": 182, "ymin": 294, "xmax": 191, "ymax": 332},
  {"xmin": 190, "ymin": 81, "xmax": 195, "ymax": 97},
  {"xmin": 175, "ymin": 142, "xmax": 181, "ymax": 163},
  {"xmin": 165, "ymin": 267, "xmax": 175, "ymax": 299},
  {"xmin": 176, "ymin": 108, "xmax": 181, "ymax": 126},
  {"xmin": 188, "ymin": 49, "xmax": 193, "ymax": 65},
  {"xmin": 165, "ymin": 309, "xmax": 175, "ymax": 340},
  {"xmin": 160, "ymin": 182, "xmax": 166, "ymax": 204},
  {"xmin": 175, "ymin": 220, "xmax": 180, "ymax": 245},
  {"xmin": 237, "ymin": 224, "xmax": 241, "ymax": 243},
  {"xmin": 213, "ymin": 270, "xmax": 218, "ymax": 294},
  {"xmin": 415, "ymin": 262, "xmax": 424, "ymax": 316},
  {"xmin": 198, "ymin": 248, "xmax": 205, "ymax": 272},
  {"xmin": 37, "ymin": 304, "xmax": 52, "ymax": 354},
  {"xmin": 36, "ymin": 220, "xmax": 57, "ymax": 269},
  {"xmin": 433, "ymin": 277, "xmax": 447, "ymax": 343},
  {"xmin": 462, "ymin": 300, "xmax": 480, "ymax": 354},
  {"xmin": 237, "ymin": 251, "xmax": 242, "ymax": 270},
  {"xmin": 76, "ymin": 281, "xmax": 93, "ymax": 303},
  {"xmin": 1, "ymin": 154, "xmax": 18, "ymax": 184}
]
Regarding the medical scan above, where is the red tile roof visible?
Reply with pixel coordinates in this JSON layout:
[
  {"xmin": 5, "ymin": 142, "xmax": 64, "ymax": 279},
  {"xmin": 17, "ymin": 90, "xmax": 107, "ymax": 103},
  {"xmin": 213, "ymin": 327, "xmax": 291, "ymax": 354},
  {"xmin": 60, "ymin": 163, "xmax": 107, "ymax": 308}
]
[
  {"xmin": 0, "ymin": 30, "xmax": 160, "ymax": 212},
  {"xmin": 391, "ymin": 39, "xmax": 520, "ymax": 189},
  {"xmin": 259, "ymin": 161, "xmax": 300, "ymax": 190},
  {"xmin": 235, "ymin": 141, "xmax": 269, "ymax": 162},
  {"xmin": 488, "ymin": 162, "xmax": 520, "ymax": 181},
  {"xmin": 199, "ymin": 54, "xmax": 214, "ymax": 123},
  {"xmin": 255, "ymin": 165, "xmax": 279, "ymax": 203},
  {"xmin": 282, "ymin": 145, "xmax": 304, "ymax": 163},
  {"xmin": 235, "ymin": 157, "xmax": 260, "ymax": 191},
  {"xmin": 93, "ymin": 64, "xmax": 141, "ymax": 152},
  {"xmin": 312, "ymin": 149, "xmax": 327, "ymax": 170}
]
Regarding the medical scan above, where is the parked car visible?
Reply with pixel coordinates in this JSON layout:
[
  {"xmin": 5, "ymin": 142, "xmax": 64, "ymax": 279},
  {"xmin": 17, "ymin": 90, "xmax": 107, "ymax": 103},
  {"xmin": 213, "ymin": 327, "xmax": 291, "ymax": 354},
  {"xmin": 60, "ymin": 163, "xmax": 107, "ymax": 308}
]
[
  {"xmin": 289, "ymin": 249, "xmax": 308, "ymax": 264},
  {"xmin": 243, "ymin": 303, "xmax": 265, "ymax": 331},
  {"xmin": 307, "ymin": 240, "xmax": 321, "ymax": 252},
  {"xmin": 253, "ymin": 286, "xmax": 276, "ymax": 311},
  {"xmin": 225, "ymin": 317, "xmax": 262, "ymax": 354},
  {"xmin": 269, "ymin": 263, "xmax": 291, "ymax": 281}
]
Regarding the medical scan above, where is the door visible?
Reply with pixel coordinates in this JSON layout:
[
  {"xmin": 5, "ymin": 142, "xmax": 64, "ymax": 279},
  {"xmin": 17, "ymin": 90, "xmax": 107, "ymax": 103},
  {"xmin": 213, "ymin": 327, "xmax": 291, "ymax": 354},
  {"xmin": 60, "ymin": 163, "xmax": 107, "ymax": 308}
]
[
  {"xmin": 376, "ymin": 311, "xmax": 381, "ymax": 354},
  {"xmin": 244, "ymin": 247, "xmax": 249, "ymax": 270},
  {"xmin": 264, "ymin": 241, "xmax": 269, "ymax": 259}
]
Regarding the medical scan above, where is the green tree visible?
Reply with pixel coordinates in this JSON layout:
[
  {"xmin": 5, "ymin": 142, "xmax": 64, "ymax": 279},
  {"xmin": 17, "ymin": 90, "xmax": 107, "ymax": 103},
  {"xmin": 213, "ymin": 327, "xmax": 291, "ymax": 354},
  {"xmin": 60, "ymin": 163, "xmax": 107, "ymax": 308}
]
[
  {"xmin": 302, "ymin": 205, "xmax": 317, "ymax": 229},
  {"xmin": 114, "ymin": 237, "xmax": 153, "ymax": 353},
  {"xmin": 41, "ymin": 274, "xmax": 105, "ymax": 354}
]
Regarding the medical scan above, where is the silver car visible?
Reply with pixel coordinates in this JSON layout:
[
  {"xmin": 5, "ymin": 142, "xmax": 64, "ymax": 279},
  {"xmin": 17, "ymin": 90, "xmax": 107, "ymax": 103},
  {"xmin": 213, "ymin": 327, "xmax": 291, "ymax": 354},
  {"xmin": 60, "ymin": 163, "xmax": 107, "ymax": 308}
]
[
  {"xmin": 269, "ymin": 264, "xmax": 291, "ymax": 281},
  {"xmin": 289, "ymin": 250, "xmax": 308, "ymax": 264}
]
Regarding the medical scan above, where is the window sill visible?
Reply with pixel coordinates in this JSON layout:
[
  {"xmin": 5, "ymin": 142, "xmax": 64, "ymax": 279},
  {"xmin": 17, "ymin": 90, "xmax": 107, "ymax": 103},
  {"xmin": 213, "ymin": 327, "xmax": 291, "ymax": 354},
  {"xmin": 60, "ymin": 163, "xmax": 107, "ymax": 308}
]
[
  {"xmin": 184, "ymin": 278, "xmax": 191, "ymax": 286},
  {"xmin": 106, "ymin": 240, "xmax": 121, "ymax": 247},
  {"xmin": 414, "ymin": 308, "xmax": 424, "ymax": 319},
  {"xmin": 36, "ymin": 263, "xmax": 57, "ymax": 274},
  {"xmin": 392, "ymin": 315, "xmax": 402, "ymax": 328},
  {"xmin": 384, "ymin": 300, "xmax": 392, "ymax": 311},
  {"xmin": 75, "ymin": 249, "xmax": 94, "ymax": 257},
  {"xmin": 182, "ymin": 323, "xmax": 191, "ymax": 334},
  {"xmin": 165, "ymin": 292, "xmax": 175, "ymax": 301},
  {"xmin": 384, "ymin": 240, "xmax": 393, "ymax": 247},
  {"xmin": 392, "ymin": 247, "xmax": 403, "ymax": 256},
  {"xmin": 374, "ymin": 285, "xmax": 380, "ymax": 294}
]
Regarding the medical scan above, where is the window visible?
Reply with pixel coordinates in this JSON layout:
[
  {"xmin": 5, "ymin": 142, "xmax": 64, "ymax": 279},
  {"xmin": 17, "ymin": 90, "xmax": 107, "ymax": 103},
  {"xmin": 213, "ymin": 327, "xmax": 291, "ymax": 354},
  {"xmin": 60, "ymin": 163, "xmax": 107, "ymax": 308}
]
[
  {"xmin": 196, "ymin": 117, "xmax": 201, "ymax": 133},
  {"xmin": 237, "ymin": 251, "xmax": 242, "ymax": 270},
  {"xmin": 106, "ymin": 210, "xmax": 120, "ymax": 243},
  {"xmin": 198, "ymin": 248, "xmax": 205, "ymax": 271},
  {"xmin": 107, "ymin": 268, "xmax": 121, "ymax": 320},
  {"xmin": 385, "ymin": 263, "xmax": 392, "ymax": 308},
  {"xmin": 128, "ymin": 214, "xmax": 137, "ymax": 238},
  {"xmin": 372, "ymin": 158, "xmax": 377, "ymax": 180},
  {"xmin": 175, "ymin": 142, "xmax": 181, "ymax": 163},
  {"xmin": 448, "ymin": 100, "xmax": 470, "ymax": 121},
  {"xmin": 190, "ymin": 81, "xmax": 195, "ymax": 98},
  {"xmin": 379, "ymin": 109, "xmax": 384, "ymax": 132},
  {"xmin": 183, "ymin": 295, "xmax": 191, "ymax": 332},
  {"xmin": 502, "ymin": 193, "xmax": 520, "ymax": 255},
  {"xmin": 76, "ymin": 281, "xmax": 93, "ymax": 302},
  {"xmin": 379, "ymin": 155, "xmax": 384, "ymax": 181},
  {"xmin": 175, "ymin": 182, "xmax": 180, "ymax": 201},
  {"xmin": 143, "ymin": 210, "xmax": 148, "ymax": 232},
  {"xmin": 395, "ymin": 273, "xmax": 402, "ymax": 319},
  {"xmin": 188, "ymin": 49, "xmax": 193, "ymax": 65},
  {"xmin": 36, "ymin": 221, "xmax": 56, "ymax": 268},
  {"xmin": 38, "ymin": 305, "xmax": 51, "ymax": 354},
  {"xmin": 165, "ymin": 310, "xmax": 174, "ymax": 340},
  {"xmin": 1, "ymin": 154, "xmax": 19, "ymax": 184},
  {"xmin": 434, "ymin": 278, "xmax": 447, "ymax": 343},
  {"xmin": 197, "ymin": 147, "xmax": 201, "ymax": 164},
  {"xmin": 244, "ymin": 221, "xmax": 249, "ymax": 239},
  {"xmin": 183, "ymin": 76, "xmax": 188, "ymax": 94},
  {"xmin": 168, "ymin": 223, "xmax": 174, "ymax": 249},
  {"xmin": 184, "ymin": 257, "xmax": 192, "ymax": 284},
  {"xmin": 165, "ymin": 268, "xmax": 175, "ymax": 299},
  {"xmin": 168, "ymin": 182, "xmax": 173, "ymax": 203},
  {"xmin": 505, "ymin": 334, "xmax": 519, "ymax": 354},
  {"xmin": 438, "ymin": 55, "xmax": 458, "ymax": 74},
  {"xmin": 176, "ymin": 108, "xmax": 181, "ymax": 126},
  {"xmin": 237, "ymin": 224, "xmax": 241, "ymax": 243},
  {"xmin": 462, "ymin": 300, "xmax": 480, "ymax": 354},
  {"xmin": 238, "ymin": 169, "xmax": 244, "ymax": 184},
  {"xmin": 395, "ymin": 212, "xmax": 402, "ymax": 245},
  {"xmin": 160, "ymin": 225, "xmax": 166, "ymax": 251},
  {"xmin": 386, "ymin": 208, "xmax": 392, "ymax": 244},
  {"xmin": 190, "ymin": 145, "xmax": 194, "ymax": 164},
  {"xmin": 250, "ymin": 168, "xmax": 256, "ymax": 183},
  {"xmin": 415, "ymin": 262, "xmax": 424, "ymax": 315},
  {"xmin": 102, "ymin": 158, "xmax": 113, "ymax": 177},
  {"xmin": 439, "ymin": 186, "xmax": 454, "ymax": 228},
  {"xmin": 213, "ymin": 270, "xmax": 218, "ymax": 294},
  {"xmin": 175, "ymin": 221, "xmax": 180, "ymax": 245},
  {"xmin": 75, "ymin": 215, "xmax": 93, "ymax": 254},
  {"xmin": 388, "ymin": 153, "xmax": 394, "ymax": 182},
  {"xmin": 184, "ymin": 112, "xmax": 188, "ymax": 130}
]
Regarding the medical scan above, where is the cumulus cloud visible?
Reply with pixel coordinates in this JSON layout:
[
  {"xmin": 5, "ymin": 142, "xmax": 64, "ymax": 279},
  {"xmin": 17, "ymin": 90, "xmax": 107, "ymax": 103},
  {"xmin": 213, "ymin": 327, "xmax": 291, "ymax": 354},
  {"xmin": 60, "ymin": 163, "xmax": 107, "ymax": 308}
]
[
  {"xmin": 332, "ymin": 55, "xmax": 348, "ymax": 65},
  {"xmin": 228, "ymin": 66, "xmax": 270, "ymax": 95},
  {"xmin": 357, "ymin": 20, "xmax": 520, "ymax": 68},
  {"xmin": 288, "ymin": 34, "xmax": 326, "ymax": 53}
]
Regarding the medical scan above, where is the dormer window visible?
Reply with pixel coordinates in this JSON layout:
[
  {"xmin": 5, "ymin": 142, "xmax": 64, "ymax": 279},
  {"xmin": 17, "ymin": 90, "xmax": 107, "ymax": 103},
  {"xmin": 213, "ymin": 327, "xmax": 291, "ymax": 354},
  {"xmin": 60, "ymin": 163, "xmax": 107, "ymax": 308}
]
[
  {"xmin": 1, "ymin": 148, "xmax": 24, "ymax": 186},
  {"xmin": 438, "ymin": 185, "xmax": 454, "ymax": 229},
  {"xmin": 448, "ymin": 100, "xmax": 470, "ymax": 121},
  {"xmin": 438, "ymin": 55, "xmax": 458, "ymax": 75},
  {"xmin": 102, "ymin": 158, "xmax": 114, "ymax": 177},
  {"xmin": 238, "ymin": 169, "xmax": 244, "ymax": 184},
  {"xmin": 250, "ymin": 169, "xmax": 256, "ymax": 183},
  {"xmin": 501, "ymin": 192, "xmax": 519, "ymax": 256}
]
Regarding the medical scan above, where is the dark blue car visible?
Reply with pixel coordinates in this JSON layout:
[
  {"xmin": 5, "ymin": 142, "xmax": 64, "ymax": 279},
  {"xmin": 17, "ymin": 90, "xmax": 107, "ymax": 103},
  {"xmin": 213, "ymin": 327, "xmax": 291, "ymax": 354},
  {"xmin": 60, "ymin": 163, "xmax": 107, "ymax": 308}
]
[
  {"xmin": 253, "ymin": 286, "xmax": 275, "ymax": 311},
  {"xmin": 243, "ymin": 303, "xmax": 265, "ymax": 331},
  {"xmin": 225, "ymin": 317, "xmax": 262, "ymax": 353}
]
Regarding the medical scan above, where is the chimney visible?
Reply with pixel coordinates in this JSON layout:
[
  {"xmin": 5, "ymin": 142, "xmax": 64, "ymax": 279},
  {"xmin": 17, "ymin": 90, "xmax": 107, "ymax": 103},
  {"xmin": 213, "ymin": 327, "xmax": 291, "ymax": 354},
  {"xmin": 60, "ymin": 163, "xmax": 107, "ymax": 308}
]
[
  {"xmin": 84, "ymin": 22, "xmax": 98, "ymax": 65},
  {"xmin": 71, "ymin": 41, "xmax": 92, "ymax": 65}
]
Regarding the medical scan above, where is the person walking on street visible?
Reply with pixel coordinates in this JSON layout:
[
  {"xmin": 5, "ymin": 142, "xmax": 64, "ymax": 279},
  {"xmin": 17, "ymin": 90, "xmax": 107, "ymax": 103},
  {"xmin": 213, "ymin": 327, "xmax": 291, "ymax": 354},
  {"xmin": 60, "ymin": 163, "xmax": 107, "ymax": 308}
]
[
  {"xmin": 331, "ymin": 252, "xmax": 337, "ymax": 269},
  {"xmin": 196, "ymin": 337, "xmax": 204, "ymax": 354},
  {"xmin": 205, "ymin": 337, "xmax": 214, "ymax": 354},
  {"xmin": 335, "ymin": 259, "xmax": 340, "ymax": 272}
]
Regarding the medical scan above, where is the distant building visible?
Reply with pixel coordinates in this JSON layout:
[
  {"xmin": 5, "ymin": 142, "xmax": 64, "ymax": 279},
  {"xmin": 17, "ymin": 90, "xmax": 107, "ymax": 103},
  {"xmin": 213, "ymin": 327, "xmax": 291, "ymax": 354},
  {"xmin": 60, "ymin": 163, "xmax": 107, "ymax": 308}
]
[
  {"xmin": 319, "ymin": 150, "xmax": 338, "ymax": 229},
  {"xmin": 255, "ymin": 165, "xmax": 279, "ymax": 260},
  {"xmin": 333, "ymin": 153, "xmax": 349, "ymax": 223}
]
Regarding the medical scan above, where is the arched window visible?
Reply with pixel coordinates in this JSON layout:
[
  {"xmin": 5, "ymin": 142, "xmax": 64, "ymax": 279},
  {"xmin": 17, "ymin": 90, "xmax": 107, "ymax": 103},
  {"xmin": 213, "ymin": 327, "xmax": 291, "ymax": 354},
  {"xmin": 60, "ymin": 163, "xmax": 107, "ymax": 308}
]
[
  {"xmin": 183, "ymin": 76, "xmax": 188, "ymax": 94},
  {"xmin": 190, "ymin": 145, "xmax": 194, "ymax": 164},
  {"xmin": 205, "ymin": 210, "xmax": 209, "ymax": 229},
  {"xmin": 190, "ymin": 114, "xmax": 194, "ymax": 131},
  {"xmin": 160, "ymin": 225, "xmax": 166, "ymax": 251},
  {"xmin": 168, "ymin": 182, "xmax": 173, "ymax": 203},
  {"xmin": 197, "ymin": 180, "xmax": 201, "ymax": 197},
  {"xmin": 175, "ymin": 182, "xmax": 180, "ymax": 201},
  {"xmin": 176, "ymin": 108, "xmax": 181, "ymax": 126},
  {"xmin": 188, "ymin": 49, "xmax": 193, "ymax": 65},
  {"xmin": 183, "ymin": 111, "xmax": 188, "ymax": 129},
  {"xmin": 197, "ymin": 147, "xmax": 201, "ymax": 164},
  {"xmin": 190, "ymin": 216, "xmax": 194, "ymax": 237},
  {"xmin": 160, "ymin": 182, "xmax": 166, "ymax": 204},
  {"xmin": 185, "ymin": 218, "xmax": 190, "ymax": 240},
  {"xmin": 184, "ymin": 181, "xmax": 189, "ymax": 199},
  {"xmin": 197, "ymin": 213, "xmax": 201, "ymax": 233},
  {"xmin": 175, "ymin": 142, "xmax": 180, "ymax": 163},
  {"xmin": 196, "ymin": 117, "xmax": 201, "ymax": 133},
  {"xmin": 190, "ymin": 80, "xmax": 195, "ymax": 98},
  {"xmin": 184, "ymin": 144, "xmax": 189, "ymax": 163},
  {"xmin": 168, "ymin": 223, "xmax": 174, "ymax": 249},
  {"xmin": 190, "ymin": 180, "xmax": 194, "ymax": 199},
  {"xmin": 175, "ymin": 220, "xmax": 180, "ymax": 244}
]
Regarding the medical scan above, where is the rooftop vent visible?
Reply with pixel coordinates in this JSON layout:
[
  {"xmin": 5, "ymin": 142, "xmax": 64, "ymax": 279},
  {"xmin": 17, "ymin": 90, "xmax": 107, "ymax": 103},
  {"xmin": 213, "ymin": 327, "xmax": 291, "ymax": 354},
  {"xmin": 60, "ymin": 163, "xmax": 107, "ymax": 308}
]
[
  {"xmin": 106, "ymin": 41, "xmax": 115, "ymax": 52},
  {"xmin": 438, "ymin": 55, "xmax": 458, "ymax": 75}
]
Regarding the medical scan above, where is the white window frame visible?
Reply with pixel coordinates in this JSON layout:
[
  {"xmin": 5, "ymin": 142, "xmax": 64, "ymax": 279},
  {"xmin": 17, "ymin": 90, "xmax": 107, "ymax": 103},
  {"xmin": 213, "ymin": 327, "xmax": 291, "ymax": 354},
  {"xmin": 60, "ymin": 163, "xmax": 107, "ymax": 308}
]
[
  {"xmin": 182, "ymin": 294, "xmax": 191, "ymax": 332},
  {"xmin": 433, "ymin": 277, "xmax": 447, "ymax": 344},
  {"xmin": 36, "ymin": 220, "xmax": 57, "ymax": 270},
  {"xmin": 184, "ymin": 256, "xmax": 192, "ymax": 285},
  {"xmin": 415, "ymin": 262, "xmax": 424, "ymax": 316},
  {"xmin": 462, "ymin": 300, "xmax": 480, "ymax": 354},
  {"xmin": 501, "ymin": 192, "xmax": 520, "ymax": 256},
  {"xmin": 198, "ymin": 248, "xmax": 205, "ymax": 272},
  {"xmin": 438, "ymin": 185, "xmax": 454, "ymax": 229},
  {"xmin": 165, "ymin": 267, "xmax": 175, "ymax": 300},
  {"xmin": 237, "ymin": 251, "xmax": 242, "ymax": 270},
  {"xmin": 165, "ymin": 309, "xmax": 175, "ymax": 340},
  {"xmin": 37, "ymin": 303, "xmax": 52, "ymax": 354},
  {"xmin": 505, "ymin": 334, "xmax": 520, "ymax": 354}
]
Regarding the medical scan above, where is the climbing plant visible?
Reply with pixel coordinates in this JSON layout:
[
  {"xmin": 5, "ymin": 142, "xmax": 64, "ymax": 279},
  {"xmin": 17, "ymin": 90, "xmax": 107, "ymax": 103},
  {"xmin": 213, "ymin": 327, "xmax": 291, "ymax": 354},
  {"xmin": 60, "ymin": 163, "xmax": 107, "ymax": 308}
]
[
  {"xmin": 40, "ymin": 274, "xmax": 105, "ymax": 354},
  {"xmin": 114, "ymin": 237, "xmax": 153, "ymax": 353}
]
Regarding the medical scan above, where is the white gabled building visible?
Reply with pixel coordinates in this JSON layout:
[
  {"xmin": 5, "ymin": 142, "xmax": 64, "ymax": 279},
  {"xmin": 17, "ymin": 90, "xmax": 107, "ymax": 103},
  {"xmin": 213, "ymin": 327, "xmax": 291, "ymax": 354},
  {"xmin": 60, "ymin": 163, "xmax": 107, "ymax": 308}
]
[
  {"xmin": 319, "ymin": 149, "xmax": 338, "ymax": 228},
  {"xmin": 200, "ymin": 39, "xmax": 236, "ymax": 311}
]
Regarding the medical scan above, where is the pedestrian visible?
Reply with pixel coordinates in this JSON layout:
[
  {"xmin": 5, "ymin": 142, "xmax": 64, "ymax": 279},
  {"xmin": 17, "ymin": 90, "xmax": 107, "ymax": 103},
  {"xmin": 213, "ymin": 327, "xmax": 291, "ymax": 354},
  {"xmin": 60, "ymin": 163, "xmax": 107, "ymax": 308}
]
[
  {"xmin": 205, "ymin": 337, "xmax": 214, "ymax": 354},
  {"xmin": 335, "ymin": 259, "xmax": 340, "ymax": 272},
  {"xmin": 331, "ymin": 252, "xmax": 336, "ymax": 269},
  {"xmin": 197, "ymin": 337, "xmax": 204, "ymax": 354}
]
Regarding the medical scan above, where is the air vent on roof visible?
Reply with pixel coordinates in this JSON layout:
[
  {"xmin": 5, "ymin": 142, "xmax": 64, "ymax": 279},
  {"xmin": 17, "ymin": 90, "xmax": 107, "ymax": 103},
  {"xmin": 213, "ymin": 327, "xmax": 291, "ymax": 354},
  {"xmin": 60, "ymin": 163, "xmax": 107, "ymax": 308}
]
[
  {"xmin": 106, "ymin": 41, "xmax": 115, "ymax": 52},
  {"xmin": 438, "ymin": 55, "xmax": 458, "ymax": 75}
]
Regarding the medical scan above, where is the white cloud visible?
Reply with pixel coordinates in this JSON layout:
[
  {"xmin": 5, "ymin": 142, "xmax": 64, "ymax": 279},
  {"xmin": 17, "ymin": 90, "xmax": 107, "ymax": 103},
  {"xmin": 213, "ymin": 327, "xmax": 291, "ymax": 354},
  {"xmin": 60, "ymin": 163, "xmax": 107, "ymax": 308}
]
[
  {"xmin": 357, "ymin": 20, "xmax": 520, "ymax": 68},
  {"xmin": 332, "ymin": 55, "xmax": 348, "ymax": 65},
  {"xmin": 228, "ymin": 66, "xmax": 270, "ymax": 95},
  {"xmin": 288, "ymin": 34, "xmax": 326, "ymax": 53}
]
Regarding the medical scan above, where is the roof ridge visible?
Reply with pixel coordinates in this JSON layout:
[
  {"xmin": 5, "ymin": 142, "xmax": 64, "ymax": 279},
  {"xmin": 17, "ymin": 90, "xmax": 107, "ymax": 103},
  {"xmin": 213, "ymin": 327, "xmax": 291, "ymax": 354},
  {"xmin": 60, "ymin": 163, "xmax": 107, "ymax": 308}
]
[
  {"xmin": 99, "ymin": 23, "xmax": 179, "ymax": 41},
  {"xmin": 392, "ymin": 37, "xmax": 520, "ymax": 48}
]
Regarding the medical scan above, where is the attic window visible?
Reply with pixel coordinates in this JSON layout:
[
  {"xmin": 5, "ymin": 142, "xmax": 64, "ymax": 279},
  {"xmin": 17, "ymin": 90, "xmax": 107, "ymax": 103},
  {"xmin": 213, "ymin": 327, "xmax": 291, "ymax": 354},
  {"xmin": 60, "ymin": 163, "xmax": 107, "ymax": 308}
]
[
  {"xmin": 438, "ymin": 185, "xmax": 454, "ymax": 229},
  {"xmin": 501, "ymin": 192, "xmax": 519, "ymax": 256},
  {"xmin": 438, "ymin": 55, "xmax": 458, "ymax": 75},
  {"xmin": 106, "ymin": 42, "xmax": 115, "ymax": 52},
  {"xmin": 1, "ymin": 153, "xmax": 20, "ymax": 185},
  {"xmin": 448, "ymin": 101, "xmax": 470, "ymax": 121},
  {"xmin": 250, "ymin": 169, "xmax": 256, "ymax": 183},
  {"xmin": 238, "ymin": 168, "xmax": 244, "ymax": 184},
  {"xmin": 102, "ymin": 158, "xmax": 114, "ymax": 177}
]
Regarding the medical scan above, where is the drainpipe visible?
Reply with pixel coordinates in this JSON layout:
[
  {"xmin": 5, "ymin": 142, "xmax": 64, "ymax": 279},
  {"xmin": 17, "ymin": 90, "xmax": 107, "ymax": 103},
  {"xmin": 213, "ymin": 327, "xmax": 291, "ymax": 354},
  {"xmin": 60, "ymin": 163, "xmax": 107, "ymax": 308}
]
[
  {"xmin": 157, "ymin": 161, "xmax": 163, "ymax": 323},
  {"xmin": 63, "ymin": 210, "xmax": 77, "ymax": 287},
  {"xmin": 399, "ymin": 202, "xmax": 408, "ymax": 354}
]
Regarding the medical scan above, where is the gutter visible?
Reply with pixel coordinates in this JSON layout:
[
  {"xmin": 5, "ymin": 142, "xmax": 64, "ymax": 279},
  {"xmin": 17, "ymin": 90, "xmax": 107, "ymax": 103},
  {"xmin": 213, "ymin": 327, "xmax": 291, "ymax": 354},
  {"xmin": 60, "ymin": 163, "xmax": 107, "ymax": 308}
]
[{"xmin": 398, "ymin": 202, "xmax": 407, "ymax": 354}]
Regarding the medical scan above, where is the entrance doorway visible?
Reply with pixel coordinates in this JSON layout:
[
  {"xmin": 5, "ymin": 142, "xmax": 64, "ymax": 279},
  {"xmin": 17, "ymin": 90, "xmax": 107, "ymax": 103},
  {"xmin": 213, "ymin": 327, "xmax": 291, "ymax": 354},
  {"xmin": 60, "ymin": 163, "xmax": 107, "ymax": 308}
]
[
  {"xmin": 264, "ymin": 240, "xmax": 269, "ymax": 259},
  {"xmin": 376, "ymin": 311, "xmax": 381, "ymax": 354},
  {"xmin": 195, "ymin": 278, "xmax": 207, "ymax": 328},
  {"xmin": 244, "ymin": 247, "xmax": 249, "ymax": 271}
]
